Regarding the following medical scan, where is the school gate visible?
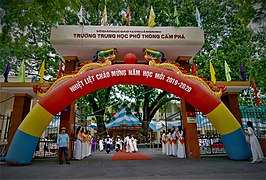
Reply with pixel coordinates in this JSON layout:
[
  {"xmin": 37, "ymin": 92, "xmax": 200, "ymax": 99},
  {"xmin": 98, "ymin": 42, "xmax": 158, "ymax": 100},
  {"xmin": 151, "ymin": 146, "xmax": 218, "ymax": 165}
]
[{"xmin": 5, "ymin": 26, "xmax": 252, "ymax": 165}]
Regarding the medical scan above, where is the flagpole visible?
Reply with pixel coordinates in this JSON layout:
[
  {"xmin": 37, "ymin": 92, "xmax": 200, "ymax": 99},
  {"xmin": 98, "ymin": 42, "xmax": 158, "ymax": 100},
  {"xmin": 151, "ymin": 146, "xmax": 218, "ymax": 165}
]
[{"xmin": 248, "ymin": 87, "xmax": 261, "ymax": 136}]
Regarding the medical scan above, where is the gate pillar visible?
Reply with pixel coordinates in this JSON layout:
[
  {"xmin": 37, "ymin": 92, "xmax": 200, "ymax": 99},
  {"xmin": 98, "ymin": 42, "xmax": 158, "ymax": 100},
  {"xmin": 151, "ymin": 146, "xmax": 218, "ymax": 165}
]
[
  {"xmin": 7, "ymin": 93, "xmax": 33, "ymax": 150},
  {"xmin": 59, "ymin": 56, "xmax": 79, "ymax": 159},
  {"xmin": 178, "ymin": 56, "xmax": 200, "ymax": 158},
  {"xmin": 221, "ymin": 92, "xmax": 242, "ymax": 126},
  {"xmin": 180, "ymin": 100, "xmax": 200, "ymax": 158}
]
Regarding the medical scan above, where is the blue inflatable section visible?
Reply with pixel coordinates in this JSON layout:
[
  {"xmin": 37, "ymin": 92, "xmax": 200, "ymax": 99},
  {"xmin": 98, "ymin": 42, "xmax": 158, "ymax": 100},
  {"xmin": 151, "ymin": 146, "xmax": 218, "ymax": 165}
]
[
  {"xmin": 6, "ymin": 130, "xmax": 39, "ymax": 165},
  {"xmin": 220, "ymin": 127, "xmax": 252, "ymax": 160}
]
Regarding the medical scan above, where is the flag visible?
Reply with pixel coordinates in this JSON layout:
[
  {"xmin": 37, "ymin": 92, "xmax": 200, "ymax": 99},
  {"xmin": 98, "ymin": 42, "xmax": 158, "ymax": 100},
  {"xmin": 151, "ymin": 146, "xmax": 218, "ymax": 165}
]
[
  {"xmin": 101, "ymin": 5, "xmax": 107, "ymax": 26},
  {"xmin": 192, "ymin": 60, "xmax": 197, "ymax": 76},
  {"xmin": 126, "ymin": 5, "xmax": 130, "ymax": 26},
  {"xmin": 39, "ymin": 60, "xmax": 45, "ymax": 83},
  {"xmin": 250, "ymin": 76, "xmax": 260, "ymax": 108},
  {"xmin": 195, "ymin": 7, "xmax": 203, "ymax": 29},
  {"xmin": 174, "ymin": 6, "xmax": 180, "ymax": 27},
  {"xmin": 224, "ymin": 60, "xmax": 231, "ymax": 81},
  {"xmin": 209, "ymin": 61, "xmax": 216, "ymax": 85},
  {"xmin": 17, "ymin": 60, "xmax": 25, "ymax": 82},
  {"xmin": 240, "ymin": 61, "xmax": 246, "ymax": 81},
  {"xmin": 57, "ymin": 62, "xmax": 63, "ymax": 78},
  {"xmin": 77, "ymin": 5, "xmax": 83, "ymax": 24},
  {"xmin": 148, "ymin": 6, "xmax": 155, "ymax": 27},
  {"xmin": 3, "ymin": 62, "xmax": 10, "ymax": 82}
]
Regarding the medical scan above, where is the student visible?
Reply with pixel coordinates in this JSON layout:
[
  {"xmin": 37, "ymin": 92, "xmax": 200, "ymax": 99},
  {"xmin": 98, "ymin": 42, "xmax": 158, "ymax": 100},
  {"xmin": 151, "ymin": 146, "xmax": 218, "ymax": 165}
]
[
  {"xmin": 171, "ymin": 128, "xmax": 177, "ymax": 156},
  {"xmin": 246, "ymin": 121, "xmax": 264, "ymax": 163},
  {"xmin": 166, "ymin": 129, "xmax": 172, "ymax": 156},
  {"xmin": 177, "ymin": 126, "xmax": 186, "ymax": 158},
  {"xmin": 57, "ymin": 127, "xmax": 70, "ymax": 165},
  {"xmin": 105, "ymin": 135, "xmax": 112, "ymax": 154},
  {"xmin": 74, "ymin": 126, "xmax": 82, "ymax": 160},
  {"xmin": 161, "ymin": 130, "xmax": 167, "ymax": 155},
  {"xmin": 99, "ymin": 138, "xmax": 104, "ymax": 151}
]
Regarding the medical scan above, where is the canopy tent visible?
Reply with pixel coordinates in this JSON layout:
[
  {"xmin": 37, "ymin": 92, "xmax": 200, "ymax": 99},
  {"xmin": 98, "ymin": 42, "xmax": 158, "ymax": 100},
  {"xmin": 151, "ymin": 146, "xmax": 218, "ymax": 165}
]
[
  {"xmin": 149, "ymin": 120, "xmax": 182, "ymax": 132},
  {"xmin": 105, "ymin": 105, "xmax": 142, "ymax": 129}
]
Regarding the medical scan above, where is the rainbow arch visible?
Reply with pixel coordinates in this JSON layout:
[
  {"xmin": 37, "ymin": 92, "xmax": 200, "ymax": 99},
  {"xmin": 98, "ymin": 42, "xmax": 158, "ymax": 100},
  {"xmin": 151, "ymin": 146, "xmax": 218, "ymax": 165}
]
[{"xmin": 6, "ymin": 64, "xmax": 251, "ymax": 165}]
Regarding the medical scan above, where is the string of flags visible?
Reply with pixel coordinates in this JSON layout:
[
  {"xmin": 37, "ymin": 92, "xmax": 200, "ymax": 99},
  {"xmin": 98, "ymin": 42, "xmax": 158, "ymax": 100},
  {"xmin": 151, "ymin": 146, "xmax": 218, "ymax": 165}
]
[{"xmin": 75, "ymin": 4, "xmax": 204, "ymax": 28}]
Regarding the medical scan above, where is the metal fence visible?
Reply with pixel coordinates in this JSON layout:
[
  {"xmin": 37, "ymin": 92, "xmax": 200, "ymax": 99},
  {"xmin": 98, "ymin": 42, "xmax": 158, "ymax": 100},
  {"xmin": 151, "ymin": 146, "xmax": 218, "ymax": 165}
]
[
  {"xmin": 0, "ymin": 114, "xmax": 11, "ymax": 157},
  {"xmin": 33, "ymin": 115, "xmax": 60, "ymax": 158},
  {"xmin": 196, "ymin": 112, "xmax": 226, "ymax": 155},
  {"xmin": 240, "ymin": 106, "xmax": 266, "ymax": 138},
  {"xmin": 2, "ymin": 106, "xmax": 264, "ymax": 158},
  {"xmin": 197, "ymin": 106, "xmax": 266, "ymax": 155}
]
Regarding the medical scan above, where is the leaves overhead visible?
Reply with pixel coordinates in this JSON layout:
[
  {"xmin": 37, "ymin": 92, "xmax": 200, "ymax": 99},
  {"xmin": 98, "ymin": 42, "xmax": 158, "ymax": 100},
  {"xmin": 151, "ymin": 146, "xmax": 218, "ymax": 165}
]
[{"xmin": 0, "ymin": 0, "xmax": 265, "ymax": 136}]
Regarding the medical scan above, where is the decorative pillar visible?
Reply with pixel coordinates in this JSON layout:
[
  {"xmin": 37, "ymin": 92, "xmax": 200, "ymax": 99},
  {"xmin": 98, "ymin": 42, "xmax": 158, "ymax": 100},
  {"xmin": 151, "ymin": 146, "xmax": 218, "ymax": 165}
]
[
  {"xmin": 181, "ymin": 101, "xmax": 200, "ymax": 158},
  {"xmin": 221, "ymin": 92, "xmax": 242, "ymax": 126},
  {"xmin": 7, "ymin": 93, "xmax": 33, "ymax": 150},
  {"xmin": 59, "ymin": 56, "xmax": 79, "ymax": 159},
  {"xmin": 178, "ymin": 56, "xmax": 200, "ymax": 158}
]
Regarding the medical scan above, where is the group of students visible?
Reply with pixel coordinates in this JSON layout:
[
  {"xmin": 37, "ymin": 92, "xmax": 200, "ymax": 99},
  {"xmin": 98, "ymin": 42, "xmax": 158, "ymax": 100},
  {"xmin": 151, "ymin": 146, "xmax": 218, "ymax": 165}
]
[
  {"xmin": 73, "ymin": 126, "xmax": 93, "ymax": 160},
  {"xmin": 161, "ymin": 126, "xmax": 186, "ymax": 158},
  {"xmin": 98, "ymin": 134, "xmax": 139, "ymax": 153}
]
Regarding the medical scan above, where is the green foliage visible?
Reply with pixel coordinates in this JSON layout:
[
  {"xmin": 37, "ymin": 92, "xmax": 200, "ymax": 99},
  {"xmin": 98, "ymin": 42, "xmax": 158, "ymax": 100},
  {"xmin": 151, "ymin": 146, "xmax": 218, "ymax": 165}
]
[{"xmin": 0, "ymin": 0, "xmax": 265, "ymax": 136}]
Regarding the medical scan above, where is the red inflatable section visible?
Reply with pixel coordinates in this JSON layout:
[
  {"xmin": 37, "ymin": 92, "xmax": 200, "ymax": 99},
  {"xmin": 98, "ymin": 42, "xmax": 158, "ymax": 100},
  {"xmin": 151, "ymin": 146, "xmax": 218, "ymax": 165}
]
[{"xmin": 39, "ymin": 64, "xmax": 220, "ymax": 115}]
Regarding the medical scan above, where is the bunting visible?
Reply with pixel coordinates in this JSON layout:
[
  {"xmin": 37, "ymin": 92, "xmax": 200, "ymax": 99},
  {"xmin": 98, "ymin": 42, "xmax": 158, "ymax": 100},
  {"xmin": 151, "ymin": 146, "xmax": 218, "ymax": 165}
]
[
  {"xmin": 195, "ymin": 7, "xmax": 203, "ymax": 29},
  {"xmin": 250, "ymin": 76, "xmax": 260, "ymax": 108},
  {"xmin": 148, "ymin": 6, "xmax": 155, "ymax": 27},
  {"xmin": 240, "ymin": 61, "xmax": 246, "ymax": 81},
  {"xmin": 126, "ymin": 5, "xmax": 130, "ymax": 26},
  {"xmin": 209, "ymin": 61, "xmax": 216, "ymax": 85},
  {"xmin": 224, "ymin": 60, "xmax": 231, "ymax": 81},
  {"xmin": 101, "ymin": 5, "xmax": 107, "ymax": 26},
  {"xmin": 17, "ymin": 60, "xmax": 25, "ymax": 82},
  {"xmin": 3, "ymin": 62, "xmax": 10, "ymax": 82},
  {"xmin": 39, "ymin": 60, "xmax": 45, "ymax": 83},
  {"xmin": 174, "ymin": 6, "xmax": 180, "ymax": 27},
  {"xmin": 192, "ymin": 60, "xmax": 197, "ymax": 76}
]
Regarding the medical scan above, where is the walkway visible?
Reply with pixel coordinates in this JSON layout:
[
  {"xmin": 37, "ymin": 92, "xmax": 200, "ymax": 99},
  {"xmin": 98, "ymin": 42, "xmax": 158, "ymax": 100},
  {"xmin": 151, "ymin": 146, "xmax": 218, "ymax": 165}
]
[{"xmin": 1, "ymin": 148, "xmax": 265, "ymax": 179}]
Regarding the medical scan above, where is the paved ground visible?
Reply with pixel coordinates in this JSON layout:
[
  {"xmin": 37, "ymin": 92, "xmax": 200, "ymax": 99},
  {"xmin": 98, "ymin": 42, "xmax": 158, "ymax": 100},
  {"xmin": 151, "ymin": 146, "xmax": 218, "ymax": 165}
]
[{"xmin": 1, "ymin": 148, "xmax": 265, "ymax": 180}]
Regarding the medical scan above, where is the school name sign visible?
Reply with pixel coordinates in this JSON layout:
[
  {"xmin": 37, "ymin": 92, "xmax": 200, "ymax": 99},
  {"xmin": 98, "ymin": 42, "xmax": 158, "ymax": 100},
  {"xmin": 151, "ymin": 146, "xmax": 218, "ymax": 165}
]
[
  {"xmin": 50, "ymin": 25, "xmax": 204, "ymax": 64},
  {"xmin": 51, "ymin": 25, "xmax": 204, "ymax": 43},
  {"xmin": 73, "ymin": 29, "xmax": 186, "ymax": 40}
]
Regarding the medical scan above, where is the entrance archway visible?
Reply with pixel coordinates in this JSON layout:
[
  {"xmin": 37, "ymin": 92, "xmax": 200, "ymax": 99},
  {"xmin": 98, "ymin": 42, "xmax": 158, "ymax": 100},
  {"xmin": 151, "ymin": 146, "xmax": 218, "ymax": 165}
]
[{"xmin": 6, "ymin": 64, "xmax": 251, "ymax": 165}]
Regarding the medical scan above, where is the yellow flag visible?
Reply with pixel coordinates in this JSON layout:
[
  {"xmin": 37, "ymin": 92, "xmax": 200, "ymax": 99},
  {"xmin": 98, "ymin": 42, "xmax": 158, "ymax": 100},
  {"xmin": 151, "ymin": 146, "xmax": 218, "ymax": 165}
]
[
  {"xmin": 39, "ymin": 60, "xmax": 45, "ymax": 83},
  {"xmin": 101, "ymin": 5, "xmax": 107, "ymax": 26},
  {"xmin": 210, "ymin": 61, "xmax": 216, "ymax": 85},
  {"xmin": 148, "ymin": 6, "xmax": 155, "ymax": 27}
]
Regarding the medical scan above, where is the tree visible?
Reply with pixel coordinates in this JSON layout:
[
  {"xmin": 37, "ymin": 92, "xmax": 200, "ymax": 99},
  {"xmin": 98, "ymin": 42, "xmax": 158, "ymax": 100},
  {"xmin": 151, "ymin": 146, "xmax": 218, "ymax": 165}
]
[
  {"xmin": 115, "ymin": 85, "xmax": 179, "ymax": 141},
  {"xmin": 1, "ymin": 0, "xmax": 265, "ymax": 138},
  {"xmin": 0, "ymin": 0, "xmax": 80, "ymax": 81}
]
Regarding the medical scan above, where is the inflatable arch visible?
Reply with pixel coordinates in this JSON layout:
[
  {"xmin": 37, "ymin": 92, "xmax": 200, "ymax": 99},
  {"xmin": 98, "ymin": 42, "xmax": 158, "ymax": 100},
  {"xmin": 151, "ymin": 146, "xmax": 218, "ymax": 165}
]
[{"xmin": 6, "ymin": 63, "xmax": 251, "ymax": 165}]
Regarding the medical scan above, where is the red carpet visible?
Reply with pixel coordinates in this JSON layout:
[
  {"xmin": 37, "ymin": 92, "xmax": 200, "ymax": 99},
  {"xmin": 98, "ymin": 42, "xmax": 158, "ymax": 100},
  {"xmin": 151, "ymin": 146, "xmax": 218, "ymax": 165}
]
[{"xmin": 112, "ymin": 150, "xmax": 152, "ymax": 161}]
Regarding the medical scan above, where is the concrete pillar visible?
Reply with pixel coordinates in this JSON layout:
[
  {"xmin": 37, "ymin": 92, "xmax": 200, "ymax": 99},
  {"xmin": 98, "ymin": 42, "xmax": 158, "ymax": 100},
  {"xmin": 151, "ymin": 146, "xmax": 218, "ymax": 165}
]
[
  {"xmin": 7, "ymin": 93, "xmax": 33, "ymax": 150},
  {"xmin": 178, "ymin": 56, "xmax": 200, "ymax": 158},
  {"xmin": 180, "ymin": 100, "xmax": 200, "ymax": 158},
  {"xmin": 59, "ymin": 56, "xmax": 79, "ymax": 159},
  {"xmin": 221, "ymin": 92, "xmax": 242, "ymax": 126}
]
